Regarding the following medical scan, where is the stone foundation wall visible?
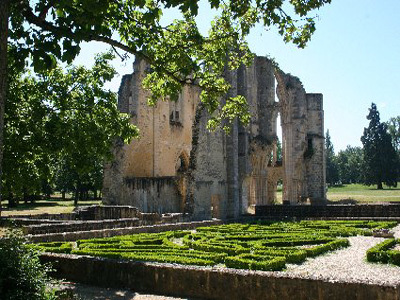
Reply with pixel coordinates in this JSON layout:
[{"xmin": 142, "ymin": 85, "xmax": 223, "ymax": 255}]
[
  {"xmin": 40, "ymin": 253, "xmax": 400, "ymax": 300},
  {"xmin": 255, "ymin": 204, "xmax": 400, "ymax": 218},
  {"xmin": 22, "ymin": 218, "xmax": 141, "ymax": 235},
  {"xmin": 29, "ymin": 220, "xmax": 222, "ymax": 243},
  {"xmin": 120, "ymin": 177, "xmax": 181, "ymax": 213},
  {"xmin": 4, "ymin": 213, "xmax": 76, "ymax": 222},
  {"xmin": 21, "ymin": 212, "xmax": 191, "ymax": 236},
  {"xmin": 6, "ymin": 205, "xmax": 140, "ymax": 221}
]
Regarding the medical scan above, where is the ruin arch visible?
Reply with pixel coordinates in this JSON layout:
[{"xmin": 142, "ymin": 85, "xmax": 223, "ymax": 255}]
[{"xmin": 175, "ymin": 151, "xmax": 189, "ymax": 174}]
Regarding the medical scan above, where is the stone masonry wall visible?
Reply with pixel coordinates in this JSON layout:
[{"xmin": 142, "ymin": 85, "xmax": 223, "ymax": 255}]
[
  {"xmin": 103, "ymin": 56, "xmax": 326, "ymax": 219},
  {"xmin": 255, "ymin": 203, "xmax": 400, "ymax": 218},
  {"xmin": 305, "ymin": 94, "xmax": 326, "ymax": 203},
  {"xmin": 103, "ymin": 58, "xmax": 199, "ymax": 213},
  {"xmin": 275, "ymin": 70, "xmax": 326, "ymax": 205},
  {"xmin": 190, "ymin": 109, "xmax": 227, "ymax": 220},
  {"xmin": 41, "ymin": 253, "xmax": 399, "ymax": 300},
  {"xmin": 29, "ymin": 219, "xmax": 222, "ymax": 242}
]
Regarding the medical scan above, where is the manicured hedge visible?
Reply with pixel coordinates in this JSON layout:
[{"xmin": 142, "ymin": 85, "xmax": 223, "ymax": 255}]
[
  {"xmin": 304, "ymin": 239, "xmax": 349, "ymax": 257},
  {"xmin": 31, "ymin": 220, "xmax": 396, "ymax": 271},
  {"xmin": 225, "ymin": 254, "xmax": 286, "ymax": 271},
  {"xmin": 366, "ymin": 239, "xmax": 400, "ymax": 265}
]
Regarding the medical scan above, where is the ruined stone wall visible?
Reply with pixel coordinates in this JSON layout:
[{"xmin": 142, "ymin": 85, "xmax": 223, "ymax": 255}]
[
  {"xmin": 121, "ymin": 177, "xmax": 180, "ymax": 213},
  {"xmin": 103, "ymin": 56, "xmax": 326, "ymax": 218},
  {"xmin": 275, "ymin": 70, "xmax": 326, "ymax": 204},
  {"xmin": 103, "ymin": 59, "xmax": 199, "ymax": 212},
  {"xmin": 121, "ymin": 60, "xmax": 197, "ymax": 178},
  {"xmin": 305, "ymin": 94, "xmax": 326, "ymax": 203},
  {"xmin": 190, "ymin": 57, "xmax": 279, "ymax": 219},
  {"xmin": 189, "ymin": 108, "xmax": 228, "ymax": 220},
  {"xmin": 276, "ymin": 70, "xmax": 307, "ymax": 204}
]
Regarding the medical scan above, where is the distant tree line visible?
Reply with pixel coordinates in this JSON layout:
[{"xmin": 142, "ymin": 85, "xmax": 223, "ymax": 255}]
[{"xmin": 325, "ymin": 103, "xmax": 399, "ymax": 189}]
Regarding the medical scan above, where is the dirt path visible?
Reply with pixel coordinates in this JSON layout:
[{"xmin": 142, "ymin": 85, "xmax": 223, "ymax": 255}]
[{"xmin": 64, "ymin": 282, "xmax": 202, "ymax": 300}]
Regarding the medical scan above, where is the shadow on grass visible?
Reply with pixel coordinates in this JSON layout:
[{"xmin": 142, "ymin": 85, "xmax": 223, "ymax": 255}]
[
  {"xmin": 1, "ymin": 199, "xmax": 101, "ymax": 212},
  {"xmin": 327, "ymin": 198, "xmax": 359, "ymax": 204},
  {"xmin": 329, "ymin": 184, "xmax": 400, "ymax": 191}
]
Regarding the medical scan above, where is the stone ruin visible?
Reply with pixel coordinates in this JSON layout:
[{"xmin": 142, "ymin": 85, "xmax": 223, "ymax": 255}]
[{"xmin": 103, "ymin": 56, "xmax": 326, "ymax": 220}]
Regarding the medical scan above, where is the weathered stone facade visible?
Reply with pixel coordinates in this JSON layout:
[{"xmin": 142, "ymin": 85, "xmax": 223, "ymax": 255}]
[{"xmin": 103, "ymin": 56, "xmax": 326, "ymax": 219}]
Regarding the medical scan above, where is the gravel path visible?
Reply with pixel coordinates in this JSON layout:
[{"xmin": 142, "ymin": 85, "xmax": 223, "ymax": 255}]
[{"xmin": 278, "ymin": 224, "xmax": 400, "ymax": 285}]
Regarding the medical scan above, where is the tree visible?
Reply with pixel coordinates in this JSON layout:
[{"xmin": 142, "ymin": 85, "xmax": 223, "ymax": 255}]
[
  {"xmin": 0, "ymin": 0, "xmax": 332, "ymax": 201},
  {"xmin": 360, "ymin": 103, "xmax": 398, "ymax": 189},
  {"xmin": 3, "ymin": 52, "xmax": 53, "ymax": 206},
  {"xmin": 276, "ymin": 138, "xmax": 283, "ymax": 163},
  {"xmin": 387, "ymin": 116, "xmax": 400, "ymax": 152},
  {"xmin": 336, "ymin": 146, "xmax": 364, "ymax": 184},
  {"xmin": 3, "ymin": 52, "xmax": 137, "ymax": 205},
  {"xmin": 325, "ymin": 130, "xmax": 339, "ymax": 185}
]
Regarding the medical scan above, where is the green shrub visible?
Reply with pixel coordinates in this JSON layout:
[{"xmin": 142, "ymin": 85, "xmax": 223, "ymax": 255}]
[
  {"xmin": 366, "ymin": 239, "xmax": 397, "ymax": 264},
  {"xmin": 254, "ymin": 248, "xmax": 307, "ymax": 264},
  {"xmin": 0, "ymin": 229, "xmax": 57, "ymax": 300},
  {"xmin": 304, "ymin": 239, "xmax": 350, "ymax": 257},
  {"xmin": 225, "ymin": 255, "xmax": 286, "ymax": 271}
]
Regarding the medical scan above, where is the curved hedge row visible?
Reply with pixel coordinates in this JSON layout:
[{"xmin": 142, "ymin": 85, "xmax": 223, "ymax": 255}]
[
  {"xmin": 30, "ymin": 220, "xmax": 396, "ymax": 271},
  {"xmin": 366, "ymin": 239, "xmax": 400, "ymax": 266}
]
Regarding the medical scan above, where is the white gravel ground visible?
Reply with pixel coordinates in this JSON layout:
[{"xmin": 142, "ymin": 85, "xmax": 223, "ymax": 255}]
[{"xmin": 277, "ymin": 224, "xmax": 400, "ymax": 285}]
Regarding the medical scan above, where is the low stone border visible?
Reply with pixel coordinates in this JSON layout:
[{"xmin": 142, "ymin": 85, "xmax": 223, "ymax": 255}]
[
  {"xmin": 22, "ymin": 218, "xmax": 141, "ymax": 235},
  {"xmin": 40, "ymin": 253, "xmax": 400, "ymax": 300},
  {"xmin": 28, "ymin": 220, "xmax": 222, "ymax": 242},
  {"xmin": 255, "ymin": 204, "xmax": 400, "ymax": 219}
]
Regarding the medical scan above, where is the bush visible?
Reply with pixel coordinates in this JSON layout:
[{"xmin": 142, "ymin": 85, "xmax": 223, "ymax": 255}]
[
  {"xmin": 225, "ymin": 255, "xmax": 286, "ymax": 271},
  {"xmin": 0, "ymin": 229, "xmax": 57, "ymax": 300},
  {"xmin": 366, "ymin": 239, "xmax": 397, "ymax": 264},
  {"xmin": 254, "ymin": 248, "xmax": 307, "ymax": 264},
  {"xmin": 304, "ymin": 239, "xmax": 349, "ymax": 257}
]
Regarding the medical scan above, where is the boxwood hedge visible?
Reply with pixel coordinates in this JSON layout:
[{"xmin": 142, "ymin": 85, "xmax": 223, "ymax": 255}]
[{"xmin": 30, "ymin": 220, "xmax": 396, "ymax": 271}]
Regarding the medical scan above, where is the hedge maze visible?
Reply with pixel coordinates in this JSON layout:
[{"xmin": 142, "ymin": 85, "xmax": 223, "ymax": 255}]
[{"xmin": 30, "ymin": 220, "xmax": 397, "ymax": 271}]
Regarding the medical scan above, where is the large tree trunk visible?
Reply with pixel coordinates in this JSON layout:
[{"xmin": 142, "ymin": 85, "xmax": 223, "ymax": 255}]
[
  {"xmin": 74, "ymin": 188, "xmax": 79, "ymax": 206},
  {"xmin": 377, "ymin": 182, "xmax": 383, "ymax": 190},
  {"xmin": 0, "ymin": 0, "xmax": 10, "ymax": 215}
]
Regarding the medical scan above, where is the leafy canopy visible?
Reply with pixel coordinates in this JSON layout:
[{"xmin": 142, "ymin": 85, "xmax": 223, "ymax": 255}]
[
  {"xmin": 387, "ymin": 116, "xmax": 400, "ymax": 153},
  {"xmin": 9, "ymin": 0, "xmax": 332, "ymax": 129},
  {"xmin": 3, "ymin": 51, "xmax": 137, "ymax": 200},
  {"xmin": 336, "ymin": 146, "xmax": 364, "ymax": 184}
]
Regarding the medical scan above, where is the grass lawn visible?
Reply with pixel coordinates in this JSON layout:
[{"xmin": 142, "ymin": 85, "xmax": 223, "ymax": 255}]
[
  {"xmin": 0, "ymin": 199, "xmax": 102, "ymax": 217},
  {"xmin": 274, "ymin": 183, "xmax": 400, "ymax": 204},
  {"xmin": 327, "ymin": 183, "xmax": 400, "ymax": 203}
]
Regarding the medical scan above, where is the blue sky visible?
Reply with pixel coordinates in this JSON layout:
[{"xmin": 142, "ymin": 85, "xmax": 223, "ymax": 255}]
[{"xmin": 74, "ymin": 0, "xmax": 400, "ymax": 152}]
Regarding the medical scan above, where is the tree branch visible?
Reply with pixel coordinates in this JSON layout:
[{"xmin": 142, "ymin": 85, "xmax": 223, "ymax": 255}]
[{"xmin": 17, "ymin": 0, "xmax": 191, "ymax": 85}]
